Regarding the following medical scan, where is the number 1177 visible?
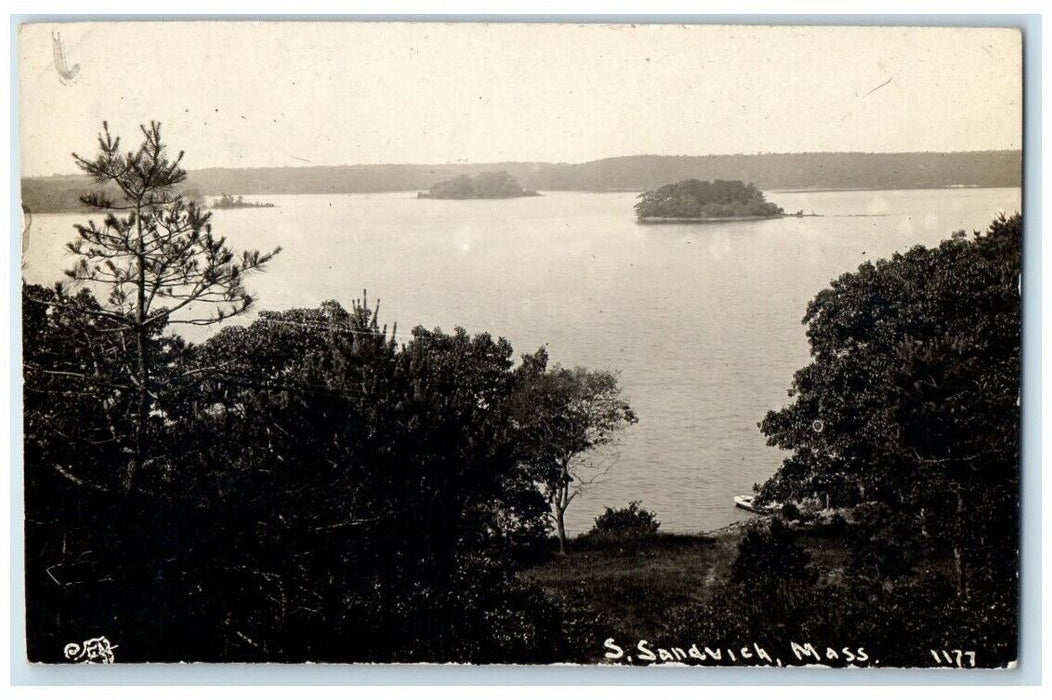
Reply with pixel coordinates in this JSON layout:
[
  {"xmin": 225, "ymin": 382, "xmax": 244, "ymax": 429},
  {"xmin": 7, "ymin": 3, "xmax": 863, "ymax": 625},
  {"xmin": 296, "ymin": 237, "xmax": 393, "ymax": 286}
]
[{"xmin": 930, "ymin": 649, "xmax": 976, "ymax": 667}]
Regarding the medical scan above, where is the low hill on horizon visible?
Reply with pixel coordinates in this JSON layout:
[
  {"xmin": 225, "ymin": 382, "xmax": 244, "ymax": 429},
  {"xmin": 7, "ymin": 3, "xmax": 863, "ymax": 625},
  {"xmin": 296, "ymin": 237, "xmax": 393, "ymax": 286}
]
[{"xmin": 22, "ymin": 150, "xmax": 1021, "ymax": 212}]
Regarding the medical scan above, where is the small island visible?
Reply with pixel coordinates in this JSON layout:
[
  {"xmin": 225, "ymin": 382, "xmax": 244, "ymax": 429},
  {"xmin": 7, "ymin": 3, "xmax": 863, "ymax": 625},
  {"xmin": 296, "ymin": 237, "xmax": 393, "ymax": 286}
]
[
  {"xmin": 418, "ymin": 171, "xmax": 540, "ymax": 199},
  {"xmin": 635, "ymin": 179, "xmax": 802, "ymax": 223},
  {"xmin": 210, "ymin": 193, "xmax": 276, "ymax": 210}
]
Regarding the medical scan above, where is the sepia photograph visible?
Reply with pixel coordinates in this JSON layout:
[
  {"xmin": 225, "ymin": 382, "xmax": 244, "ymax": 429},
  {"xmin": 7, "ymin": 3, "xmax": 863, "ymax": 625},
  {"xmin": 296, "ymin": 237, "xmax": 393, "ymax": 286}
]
[{"xmin": 16, "ymin": 20, "xmax": 1024, "ymax": 669}]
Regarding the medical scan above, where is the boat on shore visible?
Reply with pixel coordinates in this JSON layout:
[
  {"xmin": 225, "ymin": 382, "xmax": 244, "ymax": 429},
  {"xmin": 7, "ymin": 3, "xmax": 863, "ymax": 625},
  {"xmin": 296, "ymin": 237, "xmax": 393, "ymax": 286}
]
[{"xmin": 733, "ymin": 494, "xmax": 779, "ymax": 514}]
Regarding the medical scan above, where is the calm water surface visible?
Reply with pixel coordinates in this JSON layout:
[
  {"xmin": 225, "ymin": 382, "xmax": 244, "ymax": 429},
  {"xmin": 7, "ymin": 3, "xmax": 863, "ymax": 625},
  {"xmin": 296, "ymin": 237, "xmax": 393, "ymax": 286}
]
[{"xmin": 24, "ymin": 187, "xmax": 1021, "ymax": 533}]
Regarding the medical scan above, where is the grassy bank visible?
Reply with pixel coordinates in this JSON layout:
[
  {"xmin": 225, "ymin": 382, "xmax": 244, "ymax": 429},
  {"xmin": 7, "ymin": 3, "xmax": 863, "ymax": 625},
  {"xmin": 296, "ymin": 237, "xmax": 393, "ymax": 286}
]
[{"xmin": 520, "ymin": 525, "xmax": 854, "ymax": 662}]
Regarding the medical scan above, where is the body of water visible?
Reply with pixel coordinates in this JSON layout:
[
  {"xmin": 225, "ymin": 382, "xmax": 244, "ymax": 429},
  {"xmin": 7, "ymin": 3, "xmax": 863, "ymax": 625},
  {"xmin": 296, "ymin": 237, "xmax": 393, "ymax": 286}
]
[{"xmin": 23, "ymin": 187, "xmax": 1021, "ymax": 533}]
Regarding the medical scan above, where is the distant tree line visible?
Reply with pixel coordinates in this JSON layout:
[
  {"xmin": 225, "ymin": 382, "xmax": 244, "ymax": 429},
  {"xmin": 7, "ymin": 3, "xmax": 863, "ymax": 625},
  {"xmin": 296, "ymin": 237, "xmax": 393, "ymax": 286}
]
[
  {"xmin": 22, "ymin": 150, "xmax": 1021, "ymax": 212},
  {"xmin": 21, "ymin": 177, "xmax": 203, "ymax": 214}
]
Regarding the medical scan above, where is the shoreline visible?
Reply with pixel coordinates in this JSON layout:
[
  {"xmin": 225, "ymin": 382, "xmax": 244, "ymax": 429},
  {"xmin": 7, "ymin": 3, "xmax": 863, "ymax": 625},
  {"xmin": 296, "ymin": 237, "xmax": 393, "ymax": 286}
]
[
  {"xmin": 417, "ymin": 191, "xmax": 541, "ymax": 199},
  {"xmin": 637, "ymin": 213, "xmax": 818, "ymax": 224},
  {"xmin": 22, "ymin": 185, "xmax": 1020, "ymax": 214}
]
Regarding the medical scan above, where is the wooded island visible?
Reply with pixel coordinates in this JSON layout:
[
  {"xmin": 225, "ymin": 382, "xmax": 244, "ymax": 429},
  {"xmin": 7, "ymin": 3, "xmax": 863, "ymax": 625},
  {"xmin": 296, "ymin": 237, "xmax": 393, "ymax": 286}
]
[
  {"xmin": 419, "ymin": 171, "xmax": 540, "ymax": 199},
  {"xmin": 210, "ymin": 193, "xmax": 276, "ymax": 209},
  {"xmin": 635, "ymin": 179, "xmax": 795, "ymax": 222}
]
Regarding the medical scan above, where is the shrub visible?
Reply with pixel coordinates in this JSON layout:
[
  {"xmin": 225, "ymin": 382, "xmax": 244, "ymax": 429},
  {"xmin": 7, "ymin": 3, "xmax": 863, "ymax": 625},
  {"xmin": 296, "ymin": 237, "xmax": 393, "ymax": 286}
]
[{"xmin": 589, "ymin": 501, "xmax": 660, "ymax": 538}]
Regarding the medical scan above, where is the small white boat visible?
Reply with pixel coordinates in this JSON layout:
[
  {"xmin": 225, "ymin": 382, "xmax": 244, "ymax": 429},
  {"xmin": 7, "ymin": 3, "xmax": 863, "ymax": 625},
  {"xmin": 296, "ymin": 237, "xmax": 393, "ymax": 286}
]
[{"xmin": 734, "ymin": 494, "xmax": 778, "ymax": 514}]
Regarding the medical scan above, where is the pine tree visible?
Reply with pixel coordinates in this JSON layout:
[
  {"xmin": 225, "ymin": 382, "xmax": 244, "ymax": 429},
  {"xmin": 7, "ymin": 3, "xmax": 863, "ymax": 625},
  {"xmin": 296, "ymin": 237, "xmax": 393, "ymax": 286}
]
[{"xmin": 41, "ymin": 121, "xmax": 280, "ymax": 491}]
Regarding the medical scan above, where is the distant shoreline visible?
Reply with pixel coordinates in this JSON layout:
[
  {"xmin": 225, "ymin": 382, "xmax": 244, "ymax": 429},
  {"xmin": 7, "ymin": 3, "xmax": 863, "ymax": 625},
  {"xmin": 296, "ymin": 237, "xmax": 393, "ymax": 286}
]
[
  {"xmin": 417, "ymin": 191, "xmax": 541, "ymax": 200},
  {"xmin": 768, "ymin": 184, "xmax": 1004, "ymax": 194},
  {"xmin": 638, "ymin": 213, "xmax": 820, "ymax": 224},
  {"xmin": 207, "ymin": 204, "xmax": 279, "ymax": 210},
  {"xmin": 21, "ymin": 150, "xmax": 1021, "ymax": 213},
  {"xmin": 20, "ymin": 185, "xmax": 1021, "ymax": 215}
]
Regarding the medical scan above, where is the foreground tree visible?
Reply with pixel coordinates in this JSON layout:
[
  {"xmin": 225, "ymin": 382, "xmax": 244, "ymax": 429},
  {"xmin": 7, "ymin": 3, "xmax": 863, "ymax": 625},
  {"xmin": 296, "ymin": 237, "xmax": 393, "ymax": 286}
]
[
  {"xmin": 25, "ymin": 122, "xmax": 641, "ymax": 664},
  {"xmin": 658, "ymin": 215, "xmax": 1021, "ymax": 668},
  {"xmin": 26, "ymin": 287, "xmax": 586, "ymax": 662},
  {"xmin": 758, "ymin": 214, "xmax": 1020, "ymax": 627},
  {"xmin": 31, "ymin": 121, "xmax": 279, "ymax": 491},
  {"xmin": 514, "ymin": 363, "xmax": 638, "ymax": 554},
  {"xmin": 143, "ymin": 299, "xmax": 567, "ymax": 661},
  {"xmin": 22, "ymin": 283, "xmax": 194, "ymax": 659}
]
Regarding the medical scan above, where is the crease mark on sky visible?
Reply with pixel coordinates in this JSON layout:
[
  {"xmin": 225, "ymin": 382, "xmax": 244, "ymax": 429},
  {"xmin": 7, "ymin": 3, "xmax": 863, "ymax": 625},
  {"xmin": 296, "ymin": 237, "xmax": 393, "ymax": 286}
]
[{"xmin": 862, "ymin": 77, "xmax": 893, "ymax": 98}]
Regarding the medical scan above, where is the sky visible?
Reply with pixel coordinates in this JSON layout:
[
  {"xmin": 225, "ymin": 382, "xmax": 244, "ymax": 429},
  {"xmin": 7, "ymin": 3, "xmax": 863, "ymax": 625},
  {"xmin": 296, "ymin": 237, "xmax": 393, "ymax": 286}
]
[{"xmin": 19, "ymin": 22, "xmax": 1022, "ymax": 176}]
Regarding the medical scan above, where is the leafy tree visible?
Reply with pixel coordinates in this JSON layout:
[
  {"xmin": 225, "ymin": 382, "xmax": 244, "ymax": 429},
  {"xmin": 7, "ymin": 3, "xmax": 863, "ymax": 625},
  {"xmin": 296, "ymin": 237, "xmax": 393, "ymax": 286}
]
[
  {"xmin": 152, "ymin": 298, "xmax": 561, "ymax": 661},
  {"xmin": 31, "ymin": 121, "xmax": 279, "ymax": 491},
  {"xmin": 661, "ymin": 215, "xmax": 1021, "ymax": 669},
  {"xmin": 758, "ymin": 214, "xmax": 1020, "ymax": 605},
  {"xmin": 514, "ymin": 365, "xmax": 638, "ymax": 554},
  {"xmin": 21, "ymin": 283, "xmax": 205, "ymax": 660}
]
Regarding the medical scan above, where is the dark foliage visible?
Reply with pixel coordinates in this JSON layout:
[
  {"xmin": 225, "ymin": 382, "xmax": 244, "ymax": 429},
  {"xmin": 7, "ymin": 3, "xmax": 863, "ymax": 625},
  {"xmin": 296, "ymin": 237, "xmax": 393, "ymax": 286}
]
[
  {"xmin": 24, "ymin": 123, "xmax": 647, "ymax": 663},
  {"xmin": 424, "ymin": 171, "xmax": 537, "ymax": 199},
  {"xmin": 34, "ymin": 121, "xmax": 280, "ymax": 495},
  {"xmin": 210, "ymin": 193, "xmax": 275, "ymax": 209},
  {"xmin": 658, "ymin": 214, "xmax": 1022, "ymax": 668},
  {"xmin": 634, "ymin": 179, "xmax": 784, "ymax": 219},
  {"xmin": 511, "ymin": 363, "xmax": 638, "ymax": 554},
  {"xmin": 574, "ymin": 502, "xmax": 660, "ymax": 556},
  {"xmin": 756, "ymin": 214, "xmax": 1022, "ymax": 612},
  {"xmin": 589, "ymin": 501, "xmax": 660, "ymax": 538},
  {"xmin": 730, "ymin": 519, "xmax": 812, "ymax": 587},
  {"xmin": 24, "ymin": 274, "xmax": 634, "ymax": 661}
]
